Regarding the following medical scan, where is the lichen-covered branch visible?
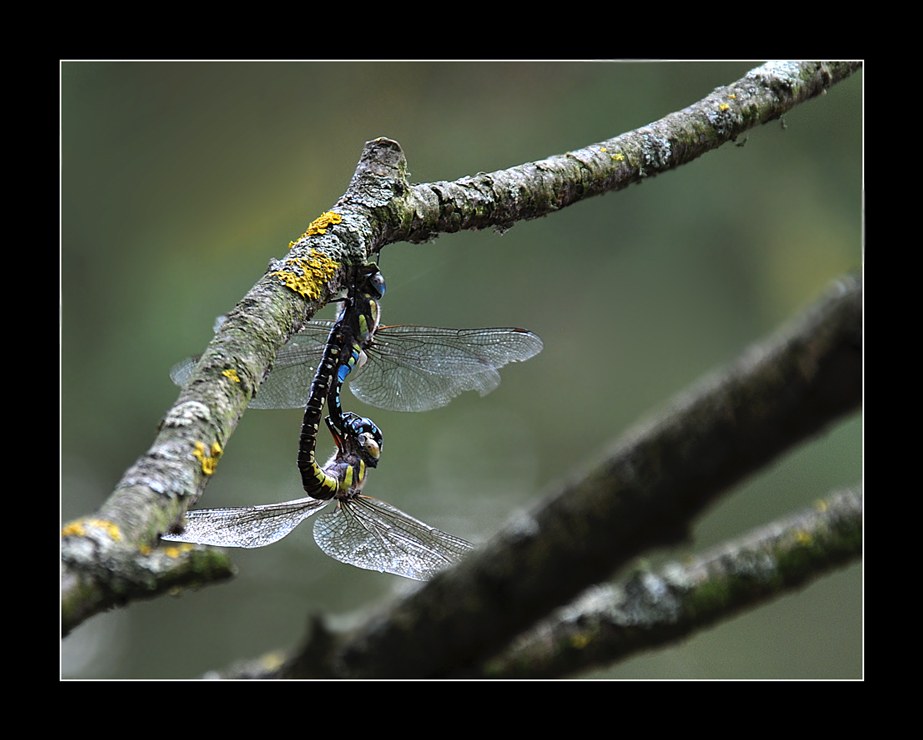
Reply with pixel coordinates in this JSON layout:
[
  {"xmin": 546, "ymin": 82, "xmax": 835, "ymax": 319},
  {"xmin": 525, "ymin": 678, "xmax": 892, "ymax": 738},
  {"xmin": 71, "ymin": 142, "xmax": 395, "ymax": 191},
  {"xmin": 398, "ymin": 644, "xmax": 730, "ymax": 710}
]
[
  {"xmin": 392, "ymin": 62, "xmax": 861, "ymax": 243},
  {"xmin": 60, "ymin": 148, "xmax": 411, "ymax": 636},
  {"xmin": 61, "ymin": 523, "xmax": 235, "ymax": 636}
]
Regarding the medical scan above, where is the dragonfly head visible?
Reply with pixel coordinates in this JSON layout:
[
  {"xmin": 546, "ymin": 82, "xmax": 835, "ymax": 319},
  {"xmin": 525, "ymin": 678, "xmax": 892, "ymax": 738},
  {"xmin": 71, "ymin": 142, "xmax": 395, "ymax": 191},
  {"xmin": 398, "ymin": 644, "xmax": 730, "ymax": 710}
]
[
  {"xmin": 328, "ymin": 412, "xmax": 383, "ymax": 467},
  {"xmin": 355, "ymin": 263, "xmax": 385, "ymax": 300},
  {"xmin": 367, "ymin": 270, "xmax": 386, "ymax": 300}
]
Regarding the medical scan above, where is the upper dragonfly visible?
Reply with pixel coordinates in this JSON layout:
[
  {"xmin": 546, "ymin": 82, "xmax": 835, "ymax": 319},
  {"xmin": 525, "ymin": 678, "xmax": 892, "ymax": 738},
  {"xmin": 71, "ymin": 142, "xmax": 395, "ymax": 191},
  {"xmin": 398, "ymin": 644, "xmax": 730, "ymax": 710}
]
[
  {"xmin": 162, "ymin": 264, "xmax": 474, "ymax": 580},
  {"xmin": 170, "ymin": 272, "xmax": 543, "ymax": 414}
]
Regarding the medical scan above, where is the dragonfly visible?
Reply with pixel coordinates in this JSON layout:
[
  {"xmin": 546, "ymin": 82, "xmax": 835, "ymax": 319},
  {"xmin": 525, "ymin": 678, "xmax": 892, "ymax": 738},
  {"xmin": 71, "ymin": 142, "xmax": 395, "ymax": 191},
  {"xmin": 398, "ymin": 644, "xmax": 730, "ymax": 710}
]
[
  {"xmin": 162, "ymin": 264, "xmax": 474, "ymax": 580},
  {"xmin": 161, "ymin": 412, "xmax": 473, "ymax": 580},
  {"xmin": 169, "ymin": 272, "xmax": 543, "ymax": 415},
  {"xmin": 295, "ymin": 262, "xmax": 385, "ymax": 494}
]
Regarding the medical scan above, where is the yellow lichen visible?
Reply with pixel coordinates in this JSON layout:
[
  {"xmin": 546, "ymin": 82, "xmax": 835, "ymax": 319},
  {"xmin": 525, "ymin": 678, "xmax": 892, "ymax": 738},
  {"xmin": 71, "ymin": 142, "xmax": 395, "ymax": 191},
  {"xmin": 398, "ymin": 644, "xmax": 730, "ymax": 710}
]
[
  {"xmin": 270, "ymin": 250, "xmax": 339, "ymax": 300},
  {"xmin": 288, "ymin": 211, "xmax": 343, "ymax": 248},
  {"xmin": 222, "ymin": 368, "xmax": 241, "ymax": 383},
  {"xmin": 193, "ymin": 440, "xmax": 223, "ymax": 476},
  {"xmin": 306, "ymin": 211, "xmax": 342, "ymax": 235},
  {"xmin": 161, "ymin": 543, "xmax": 195, "ymax": 558},
  {"xmin": 61, "ymin": 521, "xmax": 85, "ymax": 537},
  {"xmin": 719, "ymin": 103, "xmax": 730, "ymax": 111},
  {"xmin": 61, "ymin": 517, "xmax": 122, "ymax": 541}
]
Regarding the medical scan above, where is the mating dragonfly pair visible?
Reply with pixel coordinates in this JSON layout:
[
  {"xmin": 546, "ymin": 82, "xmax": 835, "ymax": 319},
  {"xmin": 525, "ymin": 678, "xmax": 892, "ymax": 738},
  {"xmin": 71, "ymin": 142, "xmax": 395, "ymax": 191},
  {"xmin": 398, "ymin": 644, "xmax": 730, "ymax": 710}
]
[{"xmin": 163, "ymin": 263, "xmax": 542, "ymax": 580}]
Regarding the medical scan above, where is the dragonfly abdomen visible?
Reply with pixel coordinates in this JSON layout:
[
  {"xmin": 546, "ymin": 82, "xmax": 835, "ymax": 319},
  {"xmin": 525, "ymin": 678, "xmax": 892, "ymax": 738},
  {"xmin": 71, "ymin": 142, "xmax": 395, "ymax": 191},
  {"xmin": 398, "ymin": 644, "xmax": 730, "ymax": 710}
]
[{"xmin": 297, "ymin": 323, "xmax": 346, "ymax": 499}]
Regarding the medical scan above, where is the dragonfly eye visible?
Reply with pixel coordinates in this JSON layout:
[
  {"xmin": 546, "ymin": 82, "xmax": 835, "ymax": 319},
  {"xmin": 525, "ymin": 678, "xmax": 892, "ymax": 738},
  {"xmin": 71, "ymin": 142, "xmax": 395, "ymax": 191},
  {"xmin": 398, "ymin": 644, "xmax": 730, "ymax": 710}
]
[
  {"xmin": 366, "ymin": 269, "xmax": 386, "ymax": 300},
  {"xmin": 360, "ymin": 432, "xmax": 381, "ymax": 462},
  {"xmin": 342, "ymin": 412, "xmax": 381, "ymax": 437},
  {"xmin": 339, "ymin": 413, "xmax": 383, "ymax": 456}
]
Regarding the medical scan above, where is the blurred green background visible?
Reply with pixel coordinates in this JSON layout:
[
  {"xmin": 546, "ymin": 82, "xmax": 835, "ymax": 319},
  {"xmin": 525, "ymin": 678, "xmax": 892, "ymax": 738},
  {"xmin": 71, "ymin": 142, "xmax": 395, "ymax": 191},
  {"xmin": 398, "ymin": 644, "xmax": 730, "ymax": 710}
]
[{"xmin": 62, "ymin": 62, "xmax": 862, "ymax": 679}]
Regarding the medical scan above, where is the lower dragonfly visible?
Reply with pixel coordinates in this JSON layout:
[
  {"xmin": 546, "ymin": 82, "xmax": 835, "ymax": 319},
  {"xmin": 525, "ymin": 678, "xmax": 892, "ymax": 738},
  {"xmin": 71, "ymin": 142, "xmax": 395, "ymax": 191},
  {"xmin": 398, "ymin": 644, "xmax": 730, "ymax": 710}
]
[
  {"xmin": 161, "ymin": 411, "xmax": 472, "ymax": 580},
  {"xmin": 162, "ymin": 264, "xmax": 474, "ymax": 581}
]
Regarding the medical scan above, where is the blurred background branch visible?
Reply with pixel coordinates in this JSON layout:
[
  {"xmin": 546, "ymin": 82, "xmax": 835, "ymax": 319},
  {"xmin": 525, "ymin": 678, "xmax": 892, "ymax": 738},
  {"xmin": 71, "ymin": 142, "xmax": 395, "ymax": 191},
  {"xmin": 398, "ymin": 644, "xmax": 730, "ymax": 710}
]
[{"xmin": 467, "ymin": 485, "xmax": 861, "ymax": 678}]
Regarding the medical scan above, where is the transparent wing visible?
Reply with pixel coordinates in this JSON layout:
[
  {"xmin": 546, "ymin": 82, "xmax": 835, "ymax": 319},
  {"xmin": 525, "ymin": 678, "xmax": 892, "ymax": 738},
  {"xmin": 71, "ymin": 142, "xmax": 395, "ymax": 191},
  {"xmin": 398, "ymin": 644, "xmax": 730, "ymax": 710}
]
[
  {"xmin": 161, "ymin": 497, "xmax": 328, "ymax": 549},
  {"xmin": 349, "ymin": 326, "xmax": 544, "ymax": 412},
  {"xmin": 168, "ymin": 356, "xmax": 200, "ymax": 388},
  {"xmin": 170, "ymin": 323, "xmax": 542, "ymax": 413},
  {"xmin": 313, "ymin": 496, "xmax": 473, "ymax": 580},
  {"xmin": 168, "ymin": 321, "xmax": 335, "ymax": 409},
  {"xmin": 249, "ymin": 322, "xmax": 333, "ymax": 409}
]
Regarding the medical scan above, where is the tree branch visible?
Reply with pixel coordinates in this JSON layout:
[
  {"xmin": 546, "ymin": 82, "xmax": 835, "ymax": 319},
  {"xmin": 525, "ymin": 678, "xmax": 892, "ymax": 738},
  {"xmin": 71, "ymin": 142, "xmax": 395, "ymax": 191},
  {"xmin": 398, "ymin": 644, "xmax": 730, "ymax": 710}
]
[
  {"xmin": 394, "ymin": 61, "xmax": 861, "ymax": 242},
  {"xmin": 61, "ymin": 61, "xmax": 861, "ymax": 640},
  {"xmin": 61, "ymin": 535, "xmax": 236, "ymax": 634},
  {"xmin": 464, "ymin": 485, "xmax": 862, "ymax": 678}
]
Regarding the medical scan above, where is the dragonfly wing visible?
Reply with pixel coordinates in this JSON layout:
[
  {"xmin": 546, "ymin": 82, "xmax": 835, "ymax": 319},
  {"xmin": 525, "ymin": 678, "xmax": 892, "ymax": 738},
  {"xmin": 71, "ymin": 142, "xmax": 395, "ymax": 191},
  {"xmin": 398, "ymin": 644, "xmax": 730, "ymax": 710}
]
[
  {"xmin": 169, "ymin": 356, "xmax": 200, "ymax": 387},
  {"xmin": 168, "ymin": 321, "xmax": 335, "ymax": 409},
  {"xmin": 161, "ymin": 497, "xmax": 328, "ymax": 549},
  {"xmin": 313, "ymin": 496, "xmax": 473, "ymax": 580},
  {"xmin": 350, "ymin": 358, "xmax": 501, "ymax": 412},
  {"xmin": 249, "ymin": 321, "xmax": 335, "ymax": 409},
  {"xmin": 349, "ymin": 327, "xmax": 543, "ymax": 412},
  {"xmin": 171, "ymin": 323, "xmax": 542, "ymax": 413}
]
